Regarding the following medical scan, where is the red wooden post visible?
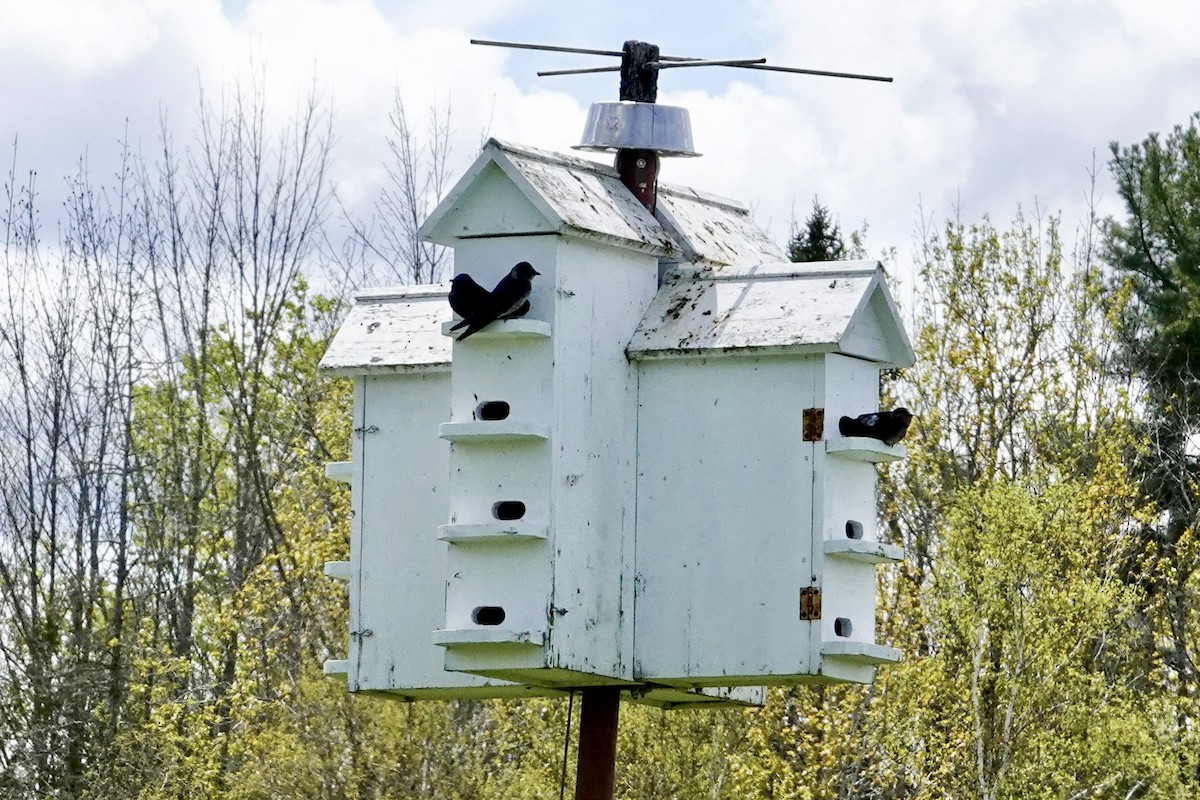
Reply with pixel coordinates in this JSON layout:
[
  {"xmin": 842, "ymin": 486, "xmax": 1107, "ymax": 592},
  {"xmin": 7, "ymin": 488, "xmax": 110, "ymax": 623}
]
[
  {"xmin": 615, "ymin": 149, "xmax": 660, "ymax": 213},
  {"xmin": 573, "ymin": 687, "xmax": 621, "ymax": 800}
]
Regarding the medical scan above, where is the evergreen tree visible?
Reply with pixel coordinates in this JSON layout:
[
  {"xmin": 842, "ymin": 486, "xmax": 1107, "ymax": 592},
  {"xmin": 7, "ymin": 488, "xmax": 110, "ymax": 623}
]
[
  {"xmin": 788, "ymin": 197, "xmax": 847, "ymax": 262},
  {"xmin": 1108, "ymin": 113, "xmax": 1200, "ymax": 403},
  {"xmin": 1107, "ymin": 113, "xmax": 1200, "ymax": 745}
]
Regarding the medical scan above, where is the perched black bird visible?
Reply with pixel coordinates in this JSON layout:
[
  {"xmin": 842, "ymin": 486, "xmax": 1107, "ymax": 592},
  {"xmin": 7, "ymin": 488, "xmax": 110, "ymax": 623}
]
[
  {"xmin": 448, "ymin": 273, "xmax": 490, "ymax": 319},
  {"xmin": 452, "ymin": 261, "xmax": 540, "ymax": 341},
  {"xmin": 449, "ymin": 273, "xmax": 531, "ymax": 322},
  {"xmin": 838, "ymin": 407, "xmax": 913, "ymax": 446}
]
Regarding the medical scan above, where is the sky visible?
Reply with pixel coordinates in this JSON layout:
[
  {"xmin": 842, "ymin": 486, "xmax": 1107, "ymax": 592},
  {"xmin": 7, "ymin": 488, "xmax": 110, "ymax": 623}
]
[{"xmin": 2, "ymin": 0, "xmax": 1199, "ymax": 288}]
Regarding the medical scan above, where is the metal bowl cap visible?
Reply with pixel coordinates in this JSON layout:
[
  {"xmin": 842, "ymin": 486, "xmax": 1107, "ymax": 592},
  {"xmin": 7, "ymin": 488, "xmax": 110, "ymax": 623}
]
[{"xmin": 573, "ymin": 101, "xmax": 700, "ymax": 157}]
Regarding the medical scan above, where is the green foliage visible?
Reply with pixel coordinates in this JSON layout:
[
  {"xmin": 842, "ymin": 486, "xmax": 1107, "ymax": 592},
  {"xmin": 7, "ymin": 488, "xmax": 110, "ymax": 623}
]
[
  {"xmin": 928, "ymin": 477, "xmax": 1172, "ymax": 799},
  {"xmin": 6, "ymin": 88, "xmax": 1200, "ymax": 800},
  {"xmin": 789, "ymin": 198, "xmax": 847, "ymax": 262},
  {"xmin": 1107, "ymin": 111, "xmax": 1200, "ymax": 789},
  {"xmin": 616, "ymin": 704, "xmax": 745, "ymax": 798},
  {"xmin": 871, "ymin": 206, "xmax": 1191, "ymax": 799},
  {"xmin": 99, "ymin": 281, "xmax": 357, "ymax": 799},
  {"xmin": 1108, "ymin": 113, "xmax": 1200, "ymax": 400}
]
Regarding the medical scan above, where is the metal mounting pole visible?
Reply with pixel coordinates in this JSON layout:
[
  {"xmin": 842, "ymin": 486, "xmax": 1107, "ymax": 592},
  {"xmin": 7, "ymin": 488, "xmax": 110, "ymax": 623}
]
[{"xmin": 573, "ymin": 688, "xmax": 621, "ymax": 800}]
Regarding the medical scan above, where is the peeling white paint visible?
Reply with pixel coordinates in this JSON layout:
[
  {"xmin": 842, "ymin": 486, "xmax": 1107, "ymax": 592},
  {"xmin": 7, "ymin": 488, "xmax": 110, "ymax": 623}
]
[
  {"xmin": 655, "ymin": 185, "xmax": 786, "ymax": 266},
  {"xmin": 422, "ymin": 139, "xmax": 678, "ymax": 256},
  {"xmin": 421, "ymin": 138, "xmax": 788, "ymax": 266},
  {"xmin": 319, "ymin": 286, "xmax": 451, "ymax": 376},
  {"xmin": 627, "ymin": 260, "xmax": 914, "ymax": 367}
]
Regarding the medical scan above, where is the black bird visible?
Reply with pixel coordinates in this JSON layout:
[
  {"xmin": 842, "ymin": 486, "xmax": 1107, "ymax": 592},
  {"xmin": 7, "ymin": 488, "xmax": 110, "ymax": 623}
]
[
  {"xmin": 452, "ymin": 261, "xmax": 540, "ymax": 341},
  {"xmin": 448, "ymin": 273, "xmax": 490, "ymax": 319},
  {"xmin": 838, "ymin": 407, "xmax": 913, "ymax": 446},
  {"xmin": 449, "ymin": 273, "xmax": 531, "ymax": 322}
]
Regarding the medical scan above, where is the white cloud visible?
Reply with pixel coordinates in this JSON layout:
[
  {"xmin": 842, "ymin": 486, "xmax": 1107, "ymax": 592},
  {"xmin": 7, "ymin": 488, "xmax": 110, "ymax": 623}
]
[
  {"xmin": 1, "ymin": 0, "xmax": 1198, "ymax": 281},
  {"xmin": 738, "ymin": 0, "xmax": 1200, "ymax": 257},
  {"xmin": 1, "ymin": 0, "xmax": 166, "ymax": 74}
]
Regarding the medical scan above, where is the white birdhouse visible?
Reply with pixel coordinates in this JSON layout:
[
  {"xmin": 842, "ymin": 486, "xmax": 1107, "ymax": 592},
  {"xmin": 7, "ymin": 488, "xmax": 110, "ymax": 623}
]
[
  {"xmin": 318, "ymin": 286, "xmax": 552, "ymax": 700},
  {"xmin": 317, "ymin": 139, "xmax": 774, "ymax": 708},
  {"xmin": 627, "ymin": 260, "xmax": 914, "ymax": 686},
  {"xmin": 318, "ymin": 137, "xmax": 912, "ymax": 700}
]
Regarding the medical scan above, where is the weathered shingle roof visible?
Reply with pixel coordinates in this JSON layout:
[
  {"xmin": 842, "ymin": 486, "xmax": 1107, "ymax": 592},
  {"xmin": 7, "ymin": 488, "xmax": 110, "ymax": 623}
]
[
  {"xmin": 420, "ymin": 139, "xmax": 784, "ymax": 266},
  {"xmin": 323, "ymin": 142, "xmax": 909, "ymax": 377},
  {"xmin": 318, "ymin": 286, "xmax": 451, "ymax": 376},
  {"xmin": 655, "ymin": 184, "xmax": 785, "ymax": 266},
  {"xmin": 626, "ymin": 261, "xmax": 915, "ymax": 367}
]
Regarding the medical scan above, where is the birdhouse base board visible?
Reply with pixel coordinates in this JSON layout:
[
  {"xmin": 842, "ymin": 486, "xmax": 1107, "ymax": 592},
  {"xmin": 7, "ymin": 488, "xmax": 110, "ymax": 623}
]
[
  {"xmin": 644, "ymin": 664, "xmax": 902, "ymax": 688},
  {"xmin": 440, "ymin": 319, "xmax": 552, "ymax": 340},
  {"xmin": 823, "ymin": 539, "xmax": 905, "ymax": 564},
  {"xmin": 351, "ymin": 683, "xmax": 764, "ymax": 705},
  {"xmin": 351, "ymin": 684, "xmax": 567, "ymax": 701},
  {"xmin": 629, "ymin": 684, "xmax": 765, "ymax": 710},
  {"xmin": 443, "ymin": 658, "xmax": 641, "ymax": 689},
  {"xmin": 826, "ymin": 439, "xmax": 907, "ymax": 463},
  {"xmin": 438, "ymin": 421, "xmax": 550, "ymax": 442}
]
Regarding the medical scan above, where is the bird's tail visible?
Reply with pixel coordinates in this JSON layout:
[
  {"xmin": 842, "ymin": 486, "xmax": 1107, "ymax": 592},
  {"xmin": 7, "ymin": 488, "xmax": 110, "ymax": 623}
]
[
  {"xmin": 456, "ymin": 323, "xmax": 484, "ymax": 342},
  {"xmin": 838, "ymin": 416, "xmax": 862, "ymax": 437}
]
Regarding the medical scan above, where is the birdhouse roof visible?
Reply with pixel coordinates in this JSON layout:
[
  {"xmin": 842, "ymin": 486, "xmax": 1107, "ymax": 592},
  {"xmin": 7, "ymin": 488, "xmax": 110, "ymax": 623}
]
[
  {"xmin": 318, "ymin": 285, "xmax": 451, "ymax": 376},
  {"xmin": 626, "ymin": 260, "xmax": 916, "ymax": 368},
  {"xmin": 419, "ymin": 139, "xmax": 784, "ymax": 266}
]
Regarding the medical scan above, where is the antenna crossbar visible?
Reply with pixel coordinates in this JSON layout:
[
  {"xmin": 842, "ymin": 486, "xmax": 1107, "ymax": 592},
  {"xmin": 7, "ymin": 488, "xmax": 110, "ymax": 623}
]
[
  {"xmin": 539, "ymin": 65, "xmax": 621, "ymax": 77},
  {"xmin": 734, "ymin": 63, "xmax": 893, "ymax": 82},
  {"xmin": 657, "ymin": 58, "xmax": 767, "ymax": 69},
  {"xmin": 471, "ymin": 37, "xmax": 894, "ymax": 89},
  {"xmin": 470, "ymin": 38, "xmax": 624, "ymax": 58},
  {"xmin": 539, "ymin": 58, "xmax": 766, "ymax": 78}
]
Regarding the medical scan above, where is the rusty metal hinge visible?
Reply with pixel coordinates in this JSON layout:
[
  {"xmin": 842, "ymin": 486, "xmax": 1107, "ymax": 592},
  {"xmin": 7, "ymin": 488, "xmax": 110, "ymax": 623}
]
[
  {"xmin": 799, "ymin": 587, "xmax": 822, "ymax": 621},
  {"xmin": 802, "ymin": 408, "xmax": 824, "ymax": 442}
]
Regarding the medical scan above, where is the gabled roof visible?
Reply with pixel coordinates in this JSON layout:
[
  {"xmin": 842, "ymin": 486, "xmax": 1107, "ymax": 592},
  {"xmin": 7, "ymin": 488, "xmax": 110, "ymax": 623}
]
[
  {"xmin": 318, "ymin": 285, "xmax": 451, "ymax": 376},
  {"xmin": 626, "ymin": 261, "xmax": 916, "ymax": 368},
  {"xmin": 655, "ymin": 184, "xmax": 785, "ymax": 266},
  {"xmin": 419, "ymin": 139, "xmax": 784, "ymax": 266}
]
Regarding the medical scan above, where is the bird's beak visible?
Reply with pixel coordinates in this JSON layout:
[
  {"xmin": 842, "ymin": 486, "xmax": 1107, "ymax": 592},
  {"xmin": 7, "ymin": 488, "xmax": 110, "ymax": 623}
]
[{"xmin": 532, "ymin": 269, "xmax": 541, "ymax": 276}]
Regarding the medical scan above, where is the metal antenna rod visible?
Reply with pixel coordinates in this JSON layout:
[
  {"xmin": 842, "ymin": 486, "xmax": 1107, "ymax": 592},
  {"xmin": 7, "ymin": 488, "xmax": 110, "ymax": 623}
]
[
  {"xmin": 732, "ymin": 63, "xmax": 892, "ymax": 82},
  {"xmin": 471, "ymin": 38, "xmax": 624, "ymax": 58},
  {"xmin": 472, "ymin": 37, "xmax": 739, "ymax": 64},
  {"xmin": 539, "ymin": 58, "xmax": 766, "ymax": 78},
  {"xmin": 537, "ymin": 65, "xmax": 625, "ymax": 77},
  {"xmin": 472, "ymin": 37, "xmax": 893, "ymax": 83},
  {"xmin": 537, "ymin": 65, "xmax": 624, "ymax": 77},
  {"xmin": 658, "ymin": 58, "xmax": 767, "ymax": 69}
]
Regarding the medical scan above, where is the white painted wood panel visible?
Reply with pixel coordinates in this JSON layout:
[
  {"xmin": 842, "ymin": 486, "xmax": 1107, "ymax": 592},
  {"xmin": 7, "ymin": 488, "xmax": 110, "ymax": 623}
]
[
  {"xmin": 350, "ymin": 374, "xmax": 552, "ymax": 698},
  {"xmin": 633, "ymin": 356, "xmax": 817, "ymax": 685},
  {"xmin": 544, "ymin": 237, "xmax": 658, "ymax": 683}
]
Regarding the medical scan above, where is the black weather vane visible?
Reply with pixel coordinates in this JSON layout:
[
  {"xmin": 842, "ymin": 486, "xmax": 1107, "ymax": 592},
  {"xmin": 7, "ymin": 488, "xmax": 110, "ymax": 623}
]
[{"xmin": 470, "ymin": 38, "xmax": 892, "ymax": 103}]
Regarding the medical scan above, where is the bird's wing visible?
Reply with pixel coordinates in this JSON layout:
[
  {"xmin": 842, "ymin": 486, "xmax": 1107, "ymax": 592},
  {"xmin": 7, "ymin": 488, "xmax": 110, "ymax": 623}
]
[
  {"xmin": 499, "ymin": 300, "xmax": 531, "ymax": 320},
  {"xmin": 466, "ymin": 281, "xmax": 491, "ymax": 306}
]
